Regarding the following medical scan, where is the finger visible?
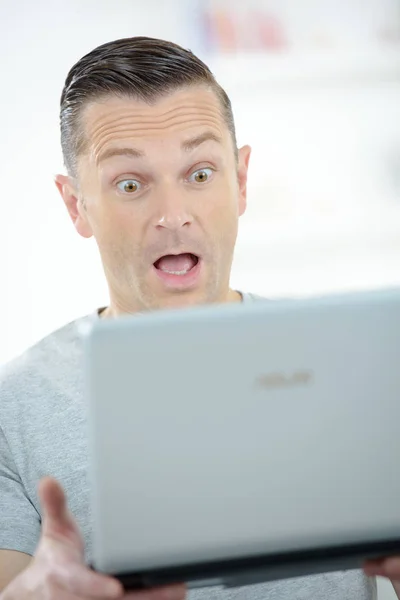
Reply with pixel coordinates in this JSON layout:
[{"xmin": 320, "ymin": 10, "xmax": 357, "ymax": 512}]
[
  {"xmin": 38, "ymin": 477, "xmax": 84, "ymax": 551},
  {"xmin": 47, "ymin": 592, "xmax": 119, "ymax": 600},
  {"xmin": 38, "ymin": 477, "xmax": 65, "ymax": 514},
  {"xmin": 374, "ymin": 557, "xmax": 400, "ymax": 578},
  {"xmin": 364, "ymin": 556, "xmax": 400, "ymax": 578},
  {"xmin": 363, "ymin": 557, "xmax": 386, "ymax": 575},
  {"xmin": 39, "ymin": 477, "xmax": 70, "ymax": 527},
  {"xmin": 44, "ymin": 590, "xmax": 109, "ymax": 600},
  {"xmin": 60, "ymin": 563, "xmax": 123, "ymax": 598},
  {"xmin": 123, "ymin": 584, "xmax": 187, "ymax": 600}
]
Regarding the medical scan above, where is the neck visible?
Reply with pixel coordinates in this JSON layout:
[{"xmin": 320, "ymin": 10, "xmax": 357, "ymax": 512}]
[{"xmin": 100, "ymin": 289, "xmax": 242, "ymax": 319}]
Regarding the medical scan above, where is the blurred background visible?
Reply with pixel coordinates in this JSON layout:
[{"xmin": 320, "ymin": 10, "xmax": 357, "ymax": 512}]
[
  {"xmin": 0, "ymin": 0, "xmax": 399, "ymax": 364},
  {"xmin": 0, "ymin": 2, "xmax": 399, "ymax": 597}
]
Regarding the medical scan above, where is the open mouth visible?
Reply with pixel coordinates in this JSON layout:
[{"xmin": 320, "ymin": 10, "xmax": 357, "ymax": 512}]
[
  {"xmin": 153, "ymin": 252, "xmax": 202, "ymax": 289},
  {"xmin": 153, "ymin": 253, "xmax": 199, "ymax": 276}
]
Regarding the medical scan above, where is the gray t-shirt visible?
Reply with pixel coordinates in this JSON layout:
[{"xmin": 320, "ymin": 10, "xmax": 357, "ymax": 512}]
[{"xmin": 0, "ymin": 293, "xmax": 376, "ymax": 600}]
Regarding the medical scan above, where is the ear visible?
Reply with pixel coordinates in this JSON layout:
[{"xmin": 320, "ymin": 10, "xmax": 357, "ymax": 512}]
[
  {"xmin": 54, "ymin": 174, "xmax": 93, "ymax": 239},
  {"xmin": 237, "ymin": 145, "xmax": 251, "ymax": 216}
]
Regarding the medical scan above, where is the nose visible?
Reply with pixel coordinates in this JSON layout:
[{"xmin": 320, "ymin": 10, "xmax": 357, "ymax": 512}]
[{"xmin": 153, "ymin": 183, "xmax": 193, "ymax": 231}]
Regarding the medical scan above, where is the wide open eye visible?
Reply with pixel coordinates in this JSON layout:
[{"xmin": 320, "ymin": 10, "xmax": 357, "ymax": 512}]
[
  {"xmin": 117, "ymin": 179, "xmax": 141, "ymax": 194},
  {"xmin": 188, "ymin": 168, "xmax": 213, "ymax": 184}
]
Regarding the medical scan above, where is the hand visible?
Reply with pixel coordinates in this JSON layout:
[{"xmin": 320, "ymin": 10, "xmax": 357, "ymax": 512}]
[
  {"xmin": 364, "ymin": 556, "xmax": 400, "ymax": 580},
  {"xmin": 1, "ymin": 477, "xmax": 186, "ymax": 600},
  {"xmin": 364, "ymin": 557, "xmax": 400, "ymax": 600}
]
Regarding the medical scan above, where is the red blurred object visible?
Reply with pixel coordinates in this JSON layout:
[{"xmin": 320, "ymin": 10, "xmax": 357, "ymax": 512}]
[
  {"xmin": 256, "ymin": 12, "xmax": 288, "ymax": 51},
  {"xmin": 213, "ymin": 9, "xmax": 238, "ymax": 52}
]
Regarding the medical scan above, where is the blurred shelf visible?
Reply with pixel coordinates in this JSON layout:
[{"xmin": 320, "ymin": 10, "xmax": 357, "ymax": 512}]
[{"xmin": 209, "ymin": 47, "xmax": 400, "ymax": 90}]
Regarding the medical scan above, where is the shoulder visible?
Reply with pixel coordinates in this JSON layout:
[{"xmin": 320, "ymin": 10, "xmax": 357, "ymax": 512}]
[
  {"xmin": 0, "ymin": 313, "xmax": 95, "ymax": 413},
  {"xmin": 241, "ymin": 292, "xmax": 283, "ymax": 303},
  {"xmin": 241, "ymin": 292, "xmax": 269, "ymax": 302}
]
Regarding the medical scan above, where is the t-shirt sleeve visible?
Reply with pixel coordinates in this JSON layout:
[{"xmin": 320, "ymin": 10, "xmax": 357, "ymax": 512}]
[{"xmin": 0, "ymin": 423, "xmax": 41, "ymax": 556}]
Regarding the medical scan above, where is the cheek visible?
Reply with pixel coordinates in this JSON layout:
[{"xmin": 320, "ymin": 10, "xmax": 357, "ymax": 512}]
[
  {"xmin": 85, "ymin": 205, "xmax": 136, "ymax": 260},
  {"xmin": 201, "ymin": 176, "xmax": 239, "ymax": 221},
  {"xmin": 88, "ymin": 190, "xmax": 139, "ymax": 233}
]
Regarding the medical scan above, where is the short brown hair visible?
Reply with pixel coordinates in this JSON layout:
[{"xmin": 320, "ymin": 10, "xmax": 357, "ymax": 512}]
[{"xmin": 60, "ymin": 36, "xmax": 237, "ymax": 177}]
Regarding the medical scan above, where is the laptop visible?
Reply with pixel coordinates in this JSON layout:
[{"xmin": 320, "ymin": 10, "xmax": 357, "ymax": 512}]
[{"xmin": 84, "ymin": 288, "xmax": 400, "ymax": 591}]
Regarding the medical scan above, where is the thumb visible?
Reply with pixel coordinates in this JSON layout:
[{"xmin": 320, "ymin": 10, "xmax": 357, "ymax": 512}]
[{"xmin": 38, "ymin": 476, "xmax": 84, "ymax": 557}]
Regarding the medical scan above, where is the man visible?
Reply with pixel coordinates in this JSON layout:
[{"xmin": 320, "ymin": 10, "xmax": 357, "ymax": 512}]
[{"xmin": 0, "ymin": 36, "xmax": 398, "ymax": 599}]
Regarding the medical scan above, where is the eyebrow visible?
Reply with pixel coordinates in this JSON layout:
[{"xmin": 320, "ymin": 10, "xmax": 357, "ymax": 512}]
[
  {"xmin": 97, "ymin": 146, "xmax": 145, "ymax": 164},
  {"xmin": 97, "ymin": 131, "xmax": 223, "ymax": 164},
  {"xmin": 181, "ymin": 131, "xmax": 223, "ymax": 152}
]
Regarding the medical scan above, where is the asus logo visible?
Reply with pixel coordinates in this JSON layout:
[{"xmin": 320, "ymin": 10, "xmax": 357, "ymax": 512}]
[{"xmin": 256, "ymin": 370, "xmax": 313, "ymax": 389}]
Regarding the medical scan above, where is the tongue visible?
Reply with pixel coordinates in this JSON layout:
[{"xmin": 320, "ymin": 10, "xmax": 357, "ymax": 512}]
[{"xmin": 156, "ymin": 253, "xmax": 196, "ymax": 275}]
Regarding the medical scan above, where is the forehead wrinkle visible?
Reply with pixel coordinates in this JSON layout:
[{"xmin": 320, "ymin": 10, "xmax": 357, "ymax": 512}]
[
  {"xmin": 87, "ymin": 98, "xmax": 223, "ymax": 130},
  {"xmin": 91, "ymin": 115, "xmax": 223, "ymax": 148},
  {"xmin": 92, "ymin": 117, "xmax": 225, "ymax": 164},
  {"xmin": 89, "ymin": 107, "xmax": 223, "ymax": 145}
]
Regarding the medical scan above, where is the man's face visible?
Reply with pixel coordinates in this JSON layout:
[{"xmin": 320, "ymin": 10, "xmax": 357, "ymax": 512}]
[{"xmin": 56, "ymin": 86, "xmax": 251, "ymax": 313}]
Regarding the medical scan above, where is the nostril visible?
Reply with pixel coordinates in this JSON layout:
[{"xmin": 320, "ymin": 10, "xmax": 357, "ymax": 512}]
[{"xmin": 155, "ymin": 215, "xmax": 192, "ymax": 229}]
